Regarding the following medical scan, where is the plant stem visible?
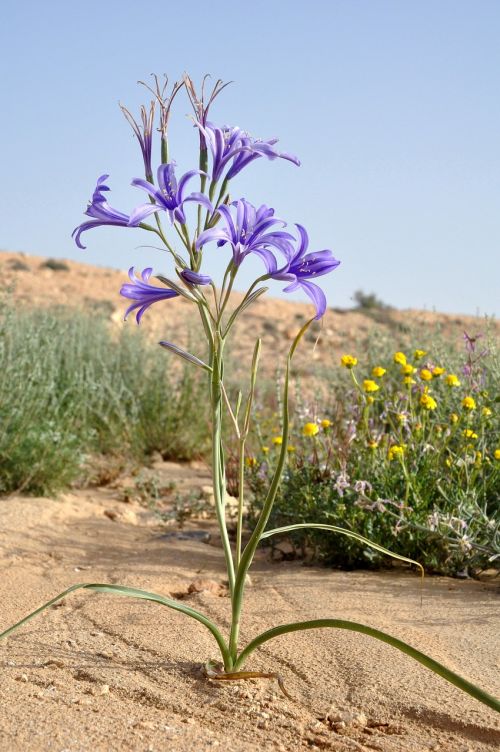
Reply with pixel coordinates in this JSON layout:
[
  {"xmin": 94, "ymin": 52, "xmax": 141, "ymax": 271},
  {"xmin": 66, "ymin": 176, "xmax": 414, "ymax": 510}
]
[
  {"xmin": 227, "ymin": 321, "xmax": 313, "ymax": 663},
  {"xmin": 236, "ymin": 437, "xmax": 246, "ymax": 568},
  {"xmin": 210, "ymin": 336, "xmax": 235, "ymax": 600}
]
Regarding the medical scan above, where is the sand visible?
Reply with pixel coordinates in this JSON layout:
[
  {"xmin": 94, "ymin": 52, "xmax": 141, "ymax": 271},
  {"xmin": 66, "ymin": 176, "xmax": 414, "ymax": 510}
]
[{"xmin": 0, "ymin": 463, "xmax": 498, "ymax": 752}]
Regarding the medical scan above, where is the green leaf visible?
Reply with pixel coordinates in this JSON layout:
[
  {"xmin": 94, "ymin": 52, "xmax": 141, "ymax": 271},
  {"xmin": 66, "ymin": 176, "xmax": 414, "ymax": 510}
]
[
  {"xmin": 235, "ymin": 619, "xmax": 500, "ymax": 713},
  {"xmin": 155, "ymin": 275, "xmax": 198, "ymax": 301},
  {"xmin": 260, "ymin": 523, "xmax": 424, "ymax": 578},
  {"xmin": 159, "ymin": 341, "xmax": 212, "ymax": 372},
  {"xmin": 0, "ymin": 582, "xmax": 229, "ymax": 664}
]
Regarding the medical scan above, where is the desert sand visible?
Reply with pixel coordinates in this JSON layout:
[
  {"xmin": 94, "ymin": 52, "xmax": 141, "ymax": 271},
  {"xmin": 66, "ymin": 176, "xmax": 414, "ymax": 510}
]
[{"xmin": 0, "ymin": 459, "xmax": 498, "ymax": 752}]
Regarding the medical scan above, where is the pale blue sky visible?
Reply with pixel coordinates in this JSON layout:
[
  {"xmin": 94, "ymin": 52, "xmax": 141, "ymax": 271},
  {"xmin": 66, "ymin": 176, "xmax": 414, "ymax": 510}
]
[{"xmin": 1, "ymin": 0, "xmax": 498, "ymax": 316}]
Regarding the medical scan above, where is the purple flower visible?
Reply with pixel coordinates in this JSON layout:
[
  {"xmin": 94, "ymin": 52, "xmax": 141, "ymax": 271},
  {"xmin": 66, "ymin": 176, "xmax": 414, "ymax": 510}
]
[
  {"xmin": 130, "ymin": 163, "xmax": 213, "ymax": 224},
  {"xmin": 271, "ymin": 225, "xmax": 340, "ymax": 319},
  {"xmin": 195, "ymin": 121, "xmax": 300, "ymax": 182},
  {"xmin": 72, "ymin": 175, "xmax": 146, "ymax": 250},
  {"xmin": 120, "ymin": 101, "xmax": 156, "ymax": 181},
  {"xmin": 120, "ymin": 267, "xmax": 179, "ymax": 324},
  {"xmin": 196, "ymin": 199, "xmax": 295, "ymax": 271}
]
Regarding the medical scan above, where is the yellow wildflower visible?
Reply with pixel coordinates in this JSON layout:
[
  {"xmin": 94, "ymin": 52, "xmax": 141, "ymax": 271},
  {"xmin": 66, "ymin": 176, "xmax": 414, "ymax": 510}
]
[
  {"xmin": 401, "ymin": 363, "xmax": 416, "ymax": 375},
  {"xmin": 393, "ymin": 352, "xmax": 407, "ymax": 366},
  {"xmin": 272, "ymin": 436, "xmax": 283, "ymax": 445},
  {"xmin": 303, "ymin": 422, "xmax": 319, "ymax": 437},
  {"xmin": 366, "ymin": 395, "xmax": 374, "ymax": 404},
  {"xmin": 396, "ymin": 413, "xmax": 407, "ymax": 424},
  {"xmin": 414, "ymin": 349, "xmax": 427, "ymax": 360},
  {"xmin": 321, "ymin": 419, "xmax": 332, "ymax": 429},
  {"xmin": 363, "ymin": 379, "xmax": 380, "ymax": 393},
  {"xmin": 404, "ymin": 376, "xmax": 416, "ymax": 385},
  {"xmin": 372, "ymin": 366, "xmax": 386, "ymax": 378},
  {"xmin": 446, "ymin": 374, "xmax": 461, "ymax": 387},
  {"xmin": 432, "ymin": 366, "xmax": 445, "ymax": 377},
  {"xmin": 245, "ymin": 456, "xmax": 257, "ymax": 467},
  {"xmin": 261, "ymin": 446, "xmax": 269, "ymax": 454},
  {"xmin": 420, "ymin": 393, "xmax": 437, "ymax": 410},
  {"xmin": 494, "ymin": 449, "xmax": 500, "ymax": 460},
  {"xmin": 445, "ymin": 457, "xmax": 452, "ymax": 467},
  {"xmin": 462, "ymin": 429, "xmax": 478, "ymax": 440},
  {"xmin": 462, "ymin": 396, "xmax": 476, "ymax": 411},
  {"xmin": 341, "ymin": 354, "xmax": 357, "ymax": 369},
  {"xmin": 368, "ymin": 440, "xmax": 379, "ymax": 449},
  {"xmin": 287, "ymin": 445, "xmax": 296, "ymax": 453},
  {"xmin": 450, "ymin": 413, "xmax": 459, "ymax": 424},
  {"xmin": 420, "ymin": 368, "xmax": 433, "ymax": 381},
  {"xmin": 482, "ymin": 407, "xmax": 492, "ymax": 418},
  {"xmin": 388, "ymin": 445, "xmax": 405, "ymax": 461},
  {"xmin": 474, "ymin": 451, "xmax": 482, "ymax": 468}
]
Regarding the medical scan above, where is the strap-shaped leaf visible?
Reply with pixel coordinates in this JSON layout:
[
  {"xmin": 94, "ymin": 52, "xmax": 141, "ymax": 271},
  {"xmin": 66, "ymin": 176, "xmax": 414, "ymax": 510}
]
[
  {"xmin": 0, "ymin": 582, "xmax": 229, "ymax": 664},
  {"xmin": 260, "ymin": 523, "xmax": 424, "ymax": 578},
  {"xmin": 155, "ymin": 274, "xmax": 198, "ymax": 301},
  {"xmin": 234, "ymin": 619, "xmax": 500, "ymax": 713},
  {"xmin": 159, "ymin": 340, "xmax": 212, "ymax": 372}
]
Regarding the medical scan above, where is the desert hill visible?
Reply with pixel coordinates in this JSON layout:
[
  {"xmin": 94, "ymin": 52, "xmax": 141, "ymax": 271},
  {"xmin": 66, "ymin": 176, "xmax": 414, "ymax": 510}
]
[{"xmin": 2, "ymin": 249, "xmax": 494, "ymax": 383}]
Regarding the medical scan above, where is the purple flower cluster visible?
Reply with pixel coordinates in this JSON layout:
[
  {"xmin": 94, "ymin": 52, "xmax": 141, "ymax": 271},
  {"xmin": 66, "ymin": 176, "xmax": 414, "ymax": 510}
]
[
  {"xmin": 73, "ymin": 75, "xmax": 340, "ymax": 321},
  {"xmin": 195, "ymin": 121, "xmax": 300, "ymax": 182},
  {"xmin": 197, "ymin": 202, "xmax": 340, "ymax": 318}
]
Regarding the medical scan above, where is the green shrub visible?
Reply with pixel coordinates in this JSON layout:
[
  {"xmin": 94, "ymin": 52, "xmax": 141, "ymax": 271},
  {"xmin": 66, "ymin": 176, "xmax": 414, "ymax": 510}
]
[
  {"xmin": 0, "ymin": 306, "xmax": 209, "ymax": 495},
  {"xmin": 248, "ymin": 325, "xmax": 500, "ymax": 575}
]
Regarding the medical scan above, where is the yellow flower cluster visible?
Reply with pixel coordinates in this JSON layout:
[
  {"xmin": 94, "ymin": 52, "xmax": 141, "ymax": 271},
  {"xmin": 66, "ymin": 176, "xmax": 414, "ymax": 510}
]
[
  {"xmin": 340, "ymin": 354, "xmax": 357, "ymax": 369},
  {"xmin": 420, "ymin": 393, "xmax": 437, "ymax": 410},
  {"xmin": 303, "ymin": 422, "xmax": 319, "ymax": 437},
  {"xmin": 462, "ymin": 396, "xmax": 476, "ymax": 411},
  {"xmin": 401, "ymin": 364, "xmax": 416, "ymax": 375},
  {"xmin": 446, "ymin": 374, "xmax": 461, "ymax": 387},
  {"xmin": 388, "ymin": 445, "xmax": 405, "ymax": 461},
  {"xmin": 463, "ymin": 429, "xmax": 478, "ymax": 440},
  {"xmin": 363, "ymin": 380, "xmax": 379, "ymax": 393}
]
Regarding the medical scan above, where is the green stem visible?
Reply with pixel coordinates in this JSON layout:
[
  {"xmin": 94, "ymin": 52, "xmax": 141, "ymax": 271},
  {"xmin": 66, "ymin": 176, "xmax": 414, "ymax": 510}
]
[
  {"xmin": 228, "ymin": 320, "xmax": 313, "ymax": 663},
  {"xmin": 233, "ymin": 619, "xmax": 500, "ymax": 713},
  {"xmin": 210, "ymin": 338, "xmax": 235, "ymax": 599},
  {"xmin": 236, "ymin": 438, "xmax": 246, "ymax": 568}
]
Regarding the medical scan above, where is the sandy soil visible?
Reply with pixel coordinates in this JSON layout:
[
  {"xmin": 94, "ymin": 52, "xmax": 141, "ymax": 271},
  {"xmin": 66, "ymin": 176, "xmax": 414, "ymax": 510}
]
[{"xmin": 0, "ymin": 461, "xmax": 499, "ymax": 752}]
